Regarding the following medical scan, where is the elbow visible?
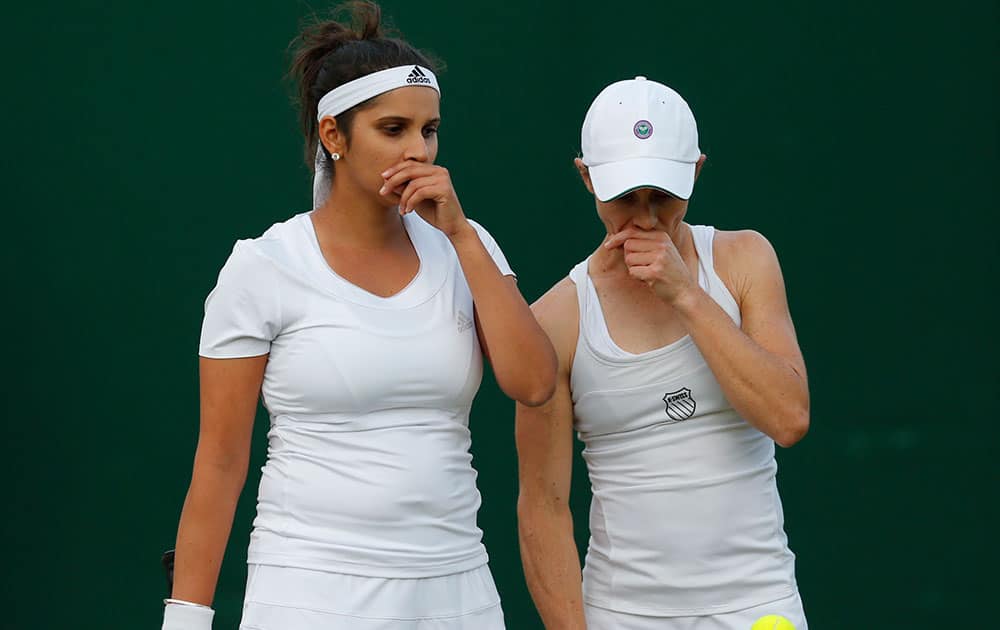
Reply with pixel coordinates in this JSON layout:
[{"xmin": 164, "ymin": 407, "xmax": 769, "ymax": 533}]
[
  {"xmin": 192, "ymin": 448, "xmax": 252, "ymax": 489},
  {"xmin": 517, "ymin": 379, "xmax": 556, "ymax": 407},
  {"xmin": 774, "ymin": 407, "xmax": 810, "ymax": 448},
  {"xmin": 508, "ymin": 361, "xmax": 557, "ymax": 408},
  {"xmin": 520, "ymin": 353, "xmax": 559, "ymax": 407}
]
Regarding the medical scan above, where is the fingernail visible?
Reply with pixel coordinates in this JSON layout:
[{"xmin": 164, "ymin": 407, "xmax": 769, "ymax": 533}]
[
  {"xmin": 379, "ymin": 186, "xmax": 386, "ymax": 194},
  {"xmin": 381, "ymin": 170, "xmax": 390, "ymax": 178}
]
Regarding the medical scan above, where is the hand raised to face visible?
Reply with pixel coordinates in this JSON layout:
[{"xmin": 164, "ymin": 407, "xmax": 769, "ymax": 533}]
[
  {"xmin": 604, "ymin": 226, "xmax": 697, "ymax": 305},
  {"xmin": 380, "ymin": 162, "xmax": 467, "ymax": 238}
]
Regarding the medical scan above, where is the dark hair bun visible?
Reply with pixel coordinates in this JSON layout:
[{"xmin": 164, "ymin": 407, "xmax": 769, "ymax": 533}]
[{"xmin": 288, "ymin": 1, "xmax": 437, "ymax": 169}]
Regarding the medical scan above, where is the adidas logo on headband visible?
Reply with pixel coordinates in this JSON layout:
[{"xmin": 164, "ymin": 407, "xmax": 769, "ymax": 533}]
[{"xmin": 406, "ymin": 66, "xmax": 432, "ymax": 85}]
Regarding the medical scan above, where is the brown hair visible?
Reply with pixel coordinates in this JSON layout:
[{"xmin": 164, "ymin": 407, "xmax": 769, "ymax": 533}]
[{"xmin": 288, "ymin": 1, "xmax": 438, "ymax": 170}]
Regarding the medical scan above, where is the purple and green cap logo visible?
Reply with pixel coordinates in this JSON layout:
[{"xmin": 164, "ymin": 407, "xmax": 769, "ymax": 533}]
[{"xmin": 633, "ymin": 120, "xmax": 653, "ymax": 139}]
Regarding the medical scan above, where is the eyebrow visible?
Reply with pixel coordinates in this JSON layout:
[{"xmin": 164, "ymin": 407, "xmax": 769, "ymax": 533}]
[{"xmin": 374, "ymin": 115, "xmax": 441, "ymax": 125}]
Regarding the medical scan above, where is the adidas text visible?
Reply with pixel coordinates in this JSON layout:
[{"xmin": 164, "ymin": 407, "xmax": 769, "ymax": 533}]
[{"xmin": 406, "ymin": 67, "xmax": 432, "ymax": 85}]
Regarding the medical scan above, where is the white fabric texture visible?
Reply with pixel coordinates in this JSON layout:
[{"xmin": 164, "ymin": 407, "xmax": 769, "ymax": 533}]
[
  {"xmin": 162, "ymin": 601, "xmax": 214, "ymax": 630},
  {"xmin": 567, "ymin": 225, "xmax": 800, "ymax": 616},
  {"xmin": 316, "ymin": 65, "xmax": 439, "ymax": 121},
  {"xmin": 585, "ymin": 592, "xmax": 808, "ymax": 630},
  {"xmin": 313, "ymin": 65, "xmax": 439, "ymax": 208},
  {"xmin": 199, "ymin": 212, "xmax": 513, "ymax": 579},
  {"xmin": 239, "ymin": 563, "xmax": 505, "ymax": 630}
]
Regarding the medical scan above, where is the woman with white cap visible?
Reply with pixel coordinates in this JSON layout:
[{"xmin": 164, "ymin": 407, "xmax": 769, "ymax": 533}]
[
  {"xmin": 161, "ymin": 3, "xmax": 556, "ymax": 629},
  {"xmin": 516, "ymin": 76, "xmax": 810, "ymax": 629}
]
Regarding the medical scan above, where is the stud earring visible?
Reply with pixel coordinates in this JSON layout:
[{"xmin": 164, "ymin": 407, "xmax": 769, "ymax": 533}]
[{"xmin": 330, "ymin": 152, "xmax": 341, "ymax": 161}]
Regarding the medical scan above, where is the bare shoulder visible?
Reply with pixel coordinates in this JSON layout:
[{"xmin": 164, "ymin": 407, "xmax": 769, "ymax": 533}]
[
  {"xmin": 530, "ymin": 276, "xmax": 580, "ymax": 368},
  {"xmin": 713, "ymin": 228, "xmax": 778, "ymax": 263},
  {"xmin": 712, "ymin": 229, "xmax": 784, "ymax": 304}
]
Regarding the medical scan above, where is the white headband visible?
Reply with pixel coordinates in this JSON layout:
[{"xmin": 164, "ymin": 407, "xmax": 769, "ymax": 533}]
[{"xmin": 313, "ymin": 65, "xmax": 441, "ymax": 208}]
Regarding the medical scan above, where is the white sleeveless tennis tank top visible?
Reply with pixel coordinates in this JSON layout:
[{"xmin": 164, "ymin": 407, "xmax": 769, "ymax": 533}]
[{"xmin": 568, "ymin": 225, "xmax": 799, "ymax": 616}]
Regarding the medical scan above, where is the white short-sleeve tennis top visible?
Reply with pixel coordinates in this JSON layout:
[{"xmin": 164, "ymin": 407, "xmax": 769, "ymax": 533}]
[
  {"xmin": 568, "ymin": 225, "xmax": 799, "ymax": 616},
  {"xmin": 199, "ymin": 212, "xmax": 514, "ymax": 578}
]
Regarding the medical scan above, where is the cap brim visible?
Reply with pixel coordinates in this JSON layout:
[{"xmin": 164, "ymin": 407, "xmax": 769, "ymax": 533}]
[{"xmin": 588, "ymin": 157, "xmax": 695, "ymax": 202}]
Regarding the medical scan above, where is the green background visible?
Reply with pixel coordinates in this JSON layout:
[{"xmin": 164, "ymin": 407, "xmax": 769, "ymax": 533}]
[{"xmin": 3, "ymin": 1, "xmax": 995, "ymax": 628}]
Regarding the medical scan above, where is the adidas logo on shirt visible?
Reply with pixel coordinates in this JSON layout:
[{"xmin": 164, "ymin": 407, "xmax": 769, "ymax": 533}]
[
  {"xmin": 406, "ymin": 66, "xmax": 432, "ymax": 85},
  {"xmin": 457, "ymin": 311, "xmax": 474, "ymax": 333}
]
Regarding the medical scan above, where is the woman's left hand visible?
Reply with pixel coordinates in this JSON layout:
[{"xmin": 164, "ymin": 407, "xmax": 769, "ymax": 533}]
[
  {"xmin": 604, "ymin": 227, "xmax": 697, "ymax": 305},
  {"xmin": 380, "ymin": 163, "xmax": 468, "ymax": 238}
]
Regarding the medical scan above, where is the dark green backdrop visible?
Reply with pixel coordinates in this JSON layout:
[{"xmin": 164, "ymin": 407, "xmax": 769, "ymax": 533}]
[{"xmin": 3, "ymin": 1, "xmax": 995, "ymax": 628}]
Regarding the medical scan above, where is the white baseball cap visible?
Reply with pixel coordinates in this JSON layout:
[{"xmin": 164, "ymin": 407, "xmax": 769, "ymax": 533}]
[{"xmin": 581, "ymin": 76, "xmax": 701, "ymax": 202}]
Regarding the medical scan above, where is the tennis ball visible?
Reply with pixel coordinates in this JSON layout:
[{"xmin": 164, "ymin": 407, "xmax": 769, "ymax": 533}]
[{"xmin": 751, "ymin": 615, "xmax": 796, "ymax": 630}]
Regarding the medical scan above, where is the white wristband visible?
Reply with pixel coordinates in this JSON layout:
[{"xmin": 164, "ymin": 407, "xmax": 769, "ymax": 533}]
[{"xmin": 162, "ymin": 600, "xmax": 214, "ymax": 630}]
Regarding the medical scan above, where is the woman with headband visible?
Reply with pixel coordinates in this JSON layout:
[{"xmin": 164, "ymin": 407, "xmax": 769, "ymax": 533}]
[
  {"xmin": 161, "ymin": 3, "xmax": 556, "ymax": 629},
  {"xmin": 516, "ymin": 77, "xmax": 809, "ymax": 629}
]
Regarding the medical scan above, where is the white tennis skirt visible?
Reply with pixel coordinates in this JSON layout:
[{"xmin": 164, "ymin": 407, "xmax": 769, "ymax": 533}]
[
  {"xmin": 238, "ymin": 563, "xmax": 505, "ymax": 630},
  {"xmin": 585, "ymin": 591, "xmax": 808, "ymax": 630}
]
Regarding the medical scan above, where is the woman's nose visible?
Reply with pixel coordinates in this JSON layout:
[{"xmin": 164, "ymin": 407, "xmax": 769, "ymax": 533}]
[
  {"xmin": 404, "ymin": 136, "xmax": 430, "ymax": 162},
  {"xmin": 633, "ymin": 207, "xmax": 657, "ymax": 229}
]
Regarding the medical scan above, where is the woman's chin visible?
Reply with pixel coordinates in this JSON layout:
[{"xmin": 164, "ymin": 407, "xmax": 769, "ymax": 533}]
[{"xmin": 374, "ymin": 193, "xmax": 403, "ymax": 209}]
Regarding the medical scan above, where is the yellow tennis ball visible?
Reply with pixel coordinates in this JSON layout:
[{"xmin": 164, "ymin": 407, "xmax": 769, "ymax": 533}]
[{"xmin": 751, "ymin": 615, "xmax": 796, "ymax": 630}]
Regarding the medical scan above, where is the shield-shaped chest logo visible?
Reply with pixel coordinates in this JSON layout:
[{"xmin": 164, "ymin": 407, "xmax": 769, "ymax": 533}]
[{"xmin": 662, "ymin": 388, "xmax": 696, "ymax": 422}]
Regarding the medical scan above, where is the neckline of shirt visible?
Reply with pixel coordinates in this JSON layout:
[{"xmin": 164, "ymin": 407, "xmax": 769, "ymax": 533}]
[
  {"xmin": 299, "ymin": 212, "xmax": 449, "ymax": 310},
  {"xmin": 583, "ymin": 280, "xmax": 696, "ymax": 365}
]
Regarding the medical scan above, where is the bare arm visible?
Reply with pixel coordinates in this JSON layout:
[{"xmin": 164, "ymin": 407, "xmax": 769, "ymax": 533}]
[
  {"xmin": 449, "ymin": 226, "xmax": 557, "ymax": 406},
  {"xmin": 516, "ymin": 279, "xmax": 587, "ymax": 629},
  {"xmin": 609, "ymin": 227, "xmax": 809, "ymax": 446},
  {"xmin": 170, "ymin": 355, "xmax": 267, "ymax": 605},
  {"xmin": 673, "ymin": 231, "xmax": 808, "ymax": 446}
]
